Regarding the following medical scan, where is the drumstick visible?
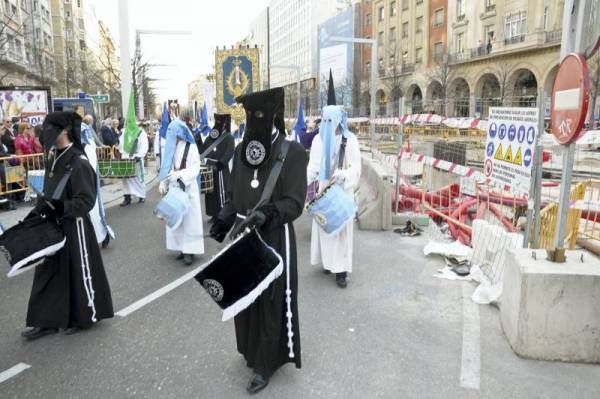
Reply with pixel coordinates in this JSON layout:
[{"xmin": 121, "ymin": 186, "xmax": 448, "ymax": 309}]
[{"xmin": 30, "ymin": 185, "xmax": 56, "ymax": 211}]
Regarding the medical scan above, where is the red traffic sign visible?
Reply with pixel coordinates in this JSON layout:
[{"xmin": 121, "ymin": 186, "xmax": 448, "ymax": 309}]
[{"xmin": 550, "ymin": 53, "xmax": 591, "ymax": 145}]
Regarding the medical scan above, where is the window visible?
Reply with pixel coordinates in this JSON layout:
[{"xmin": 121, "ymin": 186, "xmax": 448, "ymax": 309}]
[
  {"xmin": 484, "ymin": 24, "xmax": 495, "ymax": 41},
  {"xmin": 485, "ymin": 0, "xmax": 495, "ymax": 12},
  {"xmin": 365, "ymin": 61, "xmax": 370, "ymax": 75},
  {"xmin": 402, "ymin": 0, "xmax": 408, "ymax": 11},
  {"xmin": 378, "ymin": 6, "xmax": 384, "ymax": 21},
  {"xmin": 65, "ymin": 10, "xmax": 71, "ymax": 18},
  {"xmin": 389, "ymin": 27, "xmax": 396, "ymax": 42},
  {"xmin": 79, "ymin": 18, "xmax": 84, "ymax": 29},
  {"xmin": 77, "ymin": 0, "xmax": 81, "ymax": 7},
  {"xmin": 433, "ymin": 42, "xmax": 443, "ymax": 62},
  {"xmin": 11, "ymin": 3, "xmax": 17, "ymax": 16},
  {"xmin": 79, "ymin": 39, "xmax": 86, "ymax": 50},
  {"xmin": 415, "ymin": 47, "xmax": 422, "ymax": 63},
  {"xmin": 389, "ymin": 54, "xmax": 395, "ymax": 66},
  {"xmin": 366, "ymin": 13, "xmax": 371, "ymax": 26},
  {"xmin": 543, "ymin": 7, "xmax": 549, "ymax": 30},
  {"xmin": 504, "ymin": 12, "xmax": 526, "ymax": 40},
  {"xmin": 455, "ymin": 32, "xmax": 464, "ymax": 53},
  {"xmin": 416, "ymin": 16, "xmax": 423, "ymax": 33},
  {"xmin": 378, "ymin": 31, "xmax": 384, "ymax": 44},
  {"xmin": 402, "ymin": 22, "xmax": 408, "ymax": 38},
  {"xmin": 390, "ymin": 1, "xmax": 396, "ymax": 16},
  {"xmin": 457, "ymin": 0, "xmax": 466, "ymax": 20},
  {"xmin": 434, "ymin": 8, "xmax": 444, "ymax": 28}
]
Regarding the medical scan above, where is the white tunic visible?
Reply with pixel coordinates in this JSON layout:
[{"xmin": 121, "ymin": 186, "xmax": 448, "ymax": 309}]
[
  {"xmin": 165, "ymin": 141, "xmax": 205, "ymax": 255},
  {"xmin": 120, "ymin": 129, "xmax": 149, "ymax": 198},
  {"xmin": 306, "ymin": 133, "xmax": 362, "ymax": 273},
  {"xmin": 84, "ymin": 143, "xmax": 115, "ymax": 243}
]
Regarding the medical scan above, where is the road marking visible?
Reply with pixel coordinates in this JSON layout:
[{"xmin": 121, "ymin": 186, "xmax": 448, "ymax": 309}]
[
  {"xmin": 0, "ymin": 363, "xmax": 31, "ymax": 384},
  {"xmin": 460, "ymin": 283, "xmax": 481, "ymax": 390},
  {"xmin": 115, "ymin": 264, "xmax": 204, "ymax": 317}
]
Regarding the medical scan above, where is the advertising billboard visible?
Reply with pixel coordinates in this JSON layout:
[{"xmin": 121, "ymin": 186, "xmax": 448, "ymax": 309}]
[{"xmin": 0, "ymin": 86, "xmax": 52, "ymax": 126}]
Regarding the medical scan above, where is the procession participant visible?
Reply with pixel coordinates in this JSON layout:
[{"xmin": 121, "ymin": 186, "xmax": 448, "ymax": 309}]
[
  {"xmin": 209, "ymin": 87, "xmax": 307, "ymax": 394},
  {"xmin": 21, "ymin": 111, "xmax": 114, "ymax": 340},
  {"xmin": 118, "ymin": 121, "xmax": 149, "ymax": 206},
  {"xmin": 81, "ymin": 115, "xmax": 115, "ymax": 248},
  {"xmin": 306, "ymin": 105, "xmax": 361, "ymax": 288},
  {"xmin": 158, "ymin": 119, "xmax": 204, "ymax": 265},
  {"xmin": 199, "ymin": 113, "xmax": 234, "ymax": 224}
]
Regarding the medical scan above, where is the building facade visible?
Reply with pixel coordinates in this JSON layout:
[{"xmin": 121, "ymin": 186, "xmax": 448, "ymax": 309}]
[
  {"xmin": 0, "ymin": 0, "xmax": 55, "ymax": 87},
  {"xmin": 187, "ymin": 74, "xmax": 216, "ymax": 118},
  {"xmin": 370, "ymin": 0, "xmax": 564, "ymax": 118},
  {"xmin": 246, "ymin": 7, "xmax": 270, "ymax": 91}
]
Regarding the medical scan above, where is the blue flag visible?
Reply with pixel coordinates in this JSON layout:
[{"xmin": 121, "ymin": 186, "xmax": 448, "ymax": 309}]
[
  {"xmin": 293, "ymin": 102, "xmax": 306, "ymax": 143},
  {"xmin": 199, "ymin": 102, "xmax": 210, "ymax": 137},
  {"xmin": 159, "ymin": 102, "xmax": 169, "ymax": 139}
]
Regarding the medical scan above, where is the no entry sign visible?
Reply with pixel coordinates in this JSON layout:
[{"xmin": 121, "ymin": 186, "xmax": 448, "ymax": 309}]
[{"xmin": 550, "ymin": 53, "xmax": 591, "ymax": 145}]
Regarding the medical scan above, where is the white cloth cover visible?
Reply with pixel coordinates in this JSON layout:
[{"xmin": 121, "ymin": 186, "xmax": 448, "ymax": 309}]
[
  {"xmin": 306, "ymin": 133, "xmax": 361, "ymax": 273},
  {"xmin": 84, "ymin": 142, "xmax": 114, "ymax": 243},
  {"xmin": 120, "ymin": 129, "xmax": 149, "ymax": 198}
]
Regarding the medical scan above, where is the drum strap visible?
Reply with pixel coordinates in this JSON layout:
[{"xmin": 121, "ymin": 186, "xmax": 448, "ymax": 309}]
[
  {"xmin": 337, "ymin": 136, "xmax": 348, "ymax": 170},
  {"xmin": 179, "ymin": 142, "xmax": 191, "ymax": 170},
  {"xmin": 199, "ymin": 132, "xmax": 231, "ymax": 160},
  {"xmin": 51, "ymin": 167, "xmax": 73, "ymax": 200},
  {"xmin": 252, "ymin": 140, "xmax": 291, "ymax": 212}
]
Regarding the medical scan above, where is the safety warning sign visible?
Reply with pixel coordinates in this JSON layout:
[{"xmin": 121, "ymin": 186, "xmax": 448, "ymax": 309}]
[{"xmin": 484, "ymin": 107, "xmax": 539, "ymax": 197}]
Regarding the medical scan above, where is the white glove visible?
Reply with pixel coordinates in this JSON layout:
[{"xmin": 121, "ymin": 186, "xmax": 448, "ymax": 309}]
[
  {"xmin": 169, "ymin": 171, "xmax": 182, "ymax": 183},
  {"xmin": 159, "ymin": 179, "xmax": 169, "ymax": 195},
  {"xmin": 332, "ymin": 169, "xmax": 346, "ymax": 185}
]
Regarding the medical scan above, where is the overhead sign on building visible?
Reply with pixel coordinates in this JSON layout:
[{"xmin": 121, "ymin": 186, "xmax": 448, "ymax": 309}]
[{"xmin": 484, "ymin": 107, "xmax": 539, "ymax": 198}]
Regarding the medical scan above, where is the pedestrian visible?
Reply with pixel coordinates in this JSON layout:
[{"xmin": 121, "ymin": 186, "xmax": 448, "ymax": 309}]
[
  {"xmin": 487, "ymin": 39, "xmax": 492, "ymax": 54},
  {"xmin": 209, "ymin": 87, "xmax": 307, "ymax": 394},
  {"xmin": 198, "ymin": 113, "xmax": 235, "ymax": 224},
  {"xmin": 306, "ymin": 105, "xmax": 361, "ymax": 288},
  {"xmin": 0, "ymin": 141, "xmax": 17, "ymax": 210},
  {"xmin": 158, "ymin": 119, "xmax": 204, "ymax": 265},
  {"xmin": 1, "ymin": 118, "xmax": 15, "ymax": 154},
  {"xmin": 118, "ymin": 121, "xmax": 148, "ymax": 206},
  {"xmin": 100, "ymin": 118, "xmax": 118, "ymax": 146},
  {"xmin": 81, "ymin": 116, "xmax": 115, "ymax": 248},
  {"xmin": 21, "ymin": 111, "xmax": 114, "ymax": 341},
  {"xmin": 15, "ymin": 123, "xmax": 40, "ymax": 155},
  {"xmin": 81, "ymin": 114, "xmax": 103, "ymax": 146}
]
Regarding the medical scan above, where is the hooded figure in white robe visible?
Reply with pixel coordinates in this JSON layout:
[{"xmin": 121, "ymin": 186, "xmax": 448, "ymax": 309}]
[
  {"xmin": 158, "ymin": 119, "xmax": 204, "ymax": 265},
  {"xmin": 306, "ymin": 105, "xmax": 361, "ymax": 287},
  {"xmin": 119, "ymin": 127, "xmax": 148, "ymax": 204},
  {"xmin": 81, "ymin": 119, "xmax": 115, "ymax": 248}
]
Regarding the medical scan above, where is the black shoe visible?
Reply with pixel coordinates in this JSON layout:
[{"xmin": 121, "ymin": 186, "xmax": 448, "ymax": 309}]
[
  {"xmin": 64, "ymin": 327, "xmax": 81, "ymax": 335},
  {"xmin": 21, "ymin": 327, "xmax": 58, "ymax": 341},
  {"xmin": 323, "ymin": 269, "xmax": 332, "ymax": 275},
  {"xmin": 175, "ymin": 252, "xmax": 184, "ymax": 261},
  {"xmin": 101, "ymin": 234, "xmax": 110, "ymax": 249},
  {"xmin": 246, "ymin": 374, "xmax": 269, "ymax": 394},
  {"xmin": 183, "ymin": 254, "xmax": 194, "ymax": 266},
  {"xmin": 138, "ymin": 197, "xmax": 145, "ymax": 204},
  {"xmin": 120, "ymin": 195, "xmax": 131, "ymax": 207},
  {"xmin": 336, "ymin": 272, "xmax": 348, "ymax": 288}
]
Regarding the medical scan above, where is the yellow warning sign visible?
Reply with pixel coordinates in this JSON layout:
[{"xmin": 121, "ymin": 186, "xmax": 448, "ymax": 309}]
[
  {"xmin": 504, "ymin": 145, "xmax": 513, "ymax": 163},
  {"xmin": 494, "ymin": 143, "xmax": 504, "ymax": 161},
  {"xmin": 514, "ymin": 147, "xmax": 523, "ymax": 166}
]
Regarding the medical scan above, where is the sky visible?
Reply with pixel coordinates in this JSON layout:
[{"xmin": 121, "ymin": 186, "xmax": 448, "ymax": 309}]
[{"xmin": 93, "ymin": 0, "xmax": 269, "ymax": 106}]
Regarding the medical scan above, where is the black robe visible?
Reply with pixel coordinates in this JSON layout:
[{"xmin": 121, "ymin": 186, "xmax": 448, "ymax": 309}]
[
  {"xmin": 219, "ymin": 135, "xmax": 307, "ymax": 375},
  {"xmin": 199, "ymin": 133, "xmax": 235, "ymax": 217},
  {"xmin": 27, "ymin": 147, "xmax": 114, "ymax": 329}
]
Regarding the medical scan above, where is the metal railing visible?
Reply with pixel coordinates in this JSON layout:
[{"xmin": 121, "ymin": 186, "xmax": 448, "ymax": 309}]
[
  {"xmin": 504, "ymin": 35, "xmax": 525, "ymax": 46},
  {"xmin": 545, "ymin": 30, "xmax": 562, "ymax": 44}
]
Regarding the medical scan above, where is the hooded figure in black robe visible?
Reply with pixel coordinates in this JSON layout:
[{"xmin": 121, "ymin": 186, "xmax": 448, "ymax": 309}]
[
  {"xmin": 210, "ymin": 88, "xmax": 307, "ymax": 394},
  {"xmin": 21, "ymin": 111, "xmax": 114, "ymax": 340},
  {"xmin": 199, "ymin": 113, "xmax": 235, "ymax": 221}
]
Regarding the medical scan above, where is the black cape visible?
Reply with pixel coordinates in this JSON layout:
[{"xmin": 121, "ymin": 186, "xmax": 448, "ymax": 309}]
[
  {"xmin": 27, "ymin": 147, "xmax": 114, "ymax": 329},
  {"xmin": 199, "ymin": 133, "xmax": 235, "ymax": 217},
  {"xmin": 219, "ymin": 135, "xmax": 307, "ymax": 375}
]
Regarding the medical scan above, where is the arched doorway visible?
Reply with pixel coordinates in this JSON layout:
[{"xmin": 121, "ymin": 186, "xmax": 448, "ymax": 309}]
[
  {"xmin": 389, "ymin": 86, "xmax": 403, "ymax": 117},
  {"xmin": 405, "ymin": 84, "xmax": 423, "ymax": 114},
  {"xmin": 362, "ymin": 91, "xmax": 371, "ymax": 117},
  {"xmin": 512, "ymin": 69, "xmax": 538, "ymax": 107},
  {"xmin": 426, "ymin": 80, "xmax": 444, "ymax": 115},
  {"xmin": 376, "ymin": 89, "xmax": 387, "ymax": 117},
  {"xmin": 476, "ymin": 73, "xmax": 501, "ymax": 117},
  {"xmin": 448, "ymin": 78, "xmax": 470, "ymax": 117}
]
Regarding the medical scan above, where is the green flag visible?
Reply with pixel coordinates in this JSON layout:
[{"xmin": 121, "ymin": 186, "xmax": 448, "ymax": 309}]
[{"xmin": 123, "ymin": 84, "xmax": 140, "ymax": 154}]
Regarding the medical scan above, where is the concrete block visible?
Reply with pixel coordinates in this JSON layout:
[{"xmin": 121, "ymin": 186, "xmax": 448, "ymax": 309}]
[
  {"xmin": 356, "ymin": 154, "xmax": 394, "ymax": 231},
  {"xmin": 500, "ymin": 248, "xmax": 600, "ymax": 363}
]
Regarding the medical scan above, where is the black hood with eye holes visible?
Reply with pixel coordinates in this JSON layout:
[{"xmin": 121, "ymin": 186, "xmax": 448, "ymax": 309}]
[
  {"xmin": 213, "ymin": 113, "xmax": 231, "ymax": 136},
  {"xmin": 236, "ymin": 87, "xmax": 285, "ymax": 168},
  {"xmin": 41, "ymin": 111, "xmax": 83, "ymax": 152}
]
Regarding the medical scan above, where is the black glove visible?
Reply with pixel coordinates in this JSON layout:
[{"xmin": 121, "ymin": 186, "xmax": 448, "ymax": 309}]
[
  {"xmin": 205, "ymin": 159, "xmax": 221, "ymax": 171},
  {"xmin": 209, "ymin": 218, "xmax": 231, "ymax": 243},
  {"xmin": 229, "ymin": 210, "xmax": 266, "ymax": 239},
  {"xmin": 40, "ymin": 199, "xmax": 64, "ymax": 218}
]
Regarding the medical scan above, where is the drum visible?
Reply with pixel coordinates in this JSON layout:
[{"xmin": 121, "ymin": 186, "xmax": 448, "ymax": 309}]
[
  {"xmin": 306, "ymin": 182, "xmax": 356, "ymax": 235},
  {"xmin": 98, "ymin": 159, "xmax": 138, "ymax": 178},
  {"xmin": 0, "ymin": 216, "xmax": 66, "ymax": 278},
  {"xmin": 195, "ymin": 229, "xmax": 283, "ymax": 322},
  {"xmin": 27, "ymin": 170, "xmax": 45, "ymax": 195},
  {"xmin": 198, "ymin": 165, "xmax": 214, "ymax": 194},
  {"xmin": 154, "ymin": 186, "xmax": 190, "ymax": 229}
]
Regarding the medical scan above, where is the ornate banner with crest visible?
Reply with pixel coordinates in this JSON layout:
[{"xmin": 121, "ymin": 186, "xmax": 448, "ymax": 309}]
[{"xmin": 215, "ymin": 46, "xmax": 260, "ymax": 122}]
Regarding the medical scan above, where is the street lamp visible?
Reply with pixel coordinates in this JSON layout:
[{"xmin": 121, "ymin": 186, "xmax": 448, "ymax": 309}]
[
  {"xmin": 330, "ymin": 36, "xmax": 378, "ymax": 154},
  {"xmin": 270, "ymin": 64, "xmax": 301, "ymax": 116}
]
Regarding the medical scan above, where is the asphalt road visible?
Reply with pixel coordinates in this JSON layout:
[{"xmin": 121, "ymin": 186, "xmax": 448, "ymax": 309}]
[{"xmin": 0, "ymin": 189, "xmax": 599, "ymax": 398}]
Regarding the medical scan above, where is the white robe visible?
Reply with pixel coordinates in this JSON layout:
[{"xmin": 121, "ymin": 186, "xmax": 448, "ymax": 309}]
[
  {"xmin": 307, "ymin": 133, "xmax": 361, "ymax": 273},
  {"xmin": 120, "ymin": 129, "xmax": 149, "ymax": 198},
  {"xmin": 165, "ymin": 141, "xmax": 205, "ymax": 255},
  {"xmin": 84, "ymin": 143, "xmax": 115, "ymax": 243}
]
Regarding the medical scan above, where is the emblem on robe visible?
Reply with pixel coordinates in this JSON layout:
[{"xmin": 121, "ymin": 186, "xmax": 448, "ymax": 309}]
[
  {"xmin": 314, "ymin": 212, "xmax": 328, "ymax": 227},
  {"xmin": 226, "ymin": 58, "xmax": 250, "ymax": 98},
  {"xmin": 210, "ymin": 129, "xmax": 220, "ymax": 139},
  {"xmin": 245, "ymin": 140, "xmax": 266, "ymax": 166},
  {"xmin": 203, "ymin": 279, "xmax": 224, "ymax": 302}
]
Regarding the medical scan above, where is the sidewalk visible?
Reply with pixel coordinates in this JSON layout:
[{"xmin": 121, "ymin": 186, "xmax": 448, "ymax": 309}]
[{"xmin": 0, "ymin": 160, "xmax": 159, "ymax": 229}]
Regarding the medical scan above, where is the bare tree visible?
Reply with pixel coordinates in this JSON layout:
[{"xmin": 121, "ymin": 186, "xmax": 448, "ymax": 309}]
[
  {"xmin": 496, "ymin": 62, "xmax": 512, "ymax": 106},
  {"xmin": 0, "ymin": 12, "xmax": 32, "ymax": 84},
  {"xmin": 426, "ymin": 57, "xmax": 454, "ymax": 115},
  {"xmin": 588, "ymin": 53, "xmax": 600, "ymax": 128},
  {"xmin": 381, "ymin": 46, "xmax": 404, "ymax": 117}
]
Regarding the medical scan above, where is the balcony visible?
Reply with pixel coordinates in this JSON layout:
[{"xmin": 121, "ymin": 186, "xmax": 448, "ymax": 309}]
[
  {"xmin": 448, "ymin": 45, "xmax": 493, "ymax": 64},
  {"xmin": 504, "ymin": 35, "xmax": 525, "ymax": 46},
  {"xmin": 545, "ymin": 30, "xmax": 562, "ymax": 44},
  {"xmin": 402, "ymin": 63, "xmax": 415, "ymax": 73}
]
